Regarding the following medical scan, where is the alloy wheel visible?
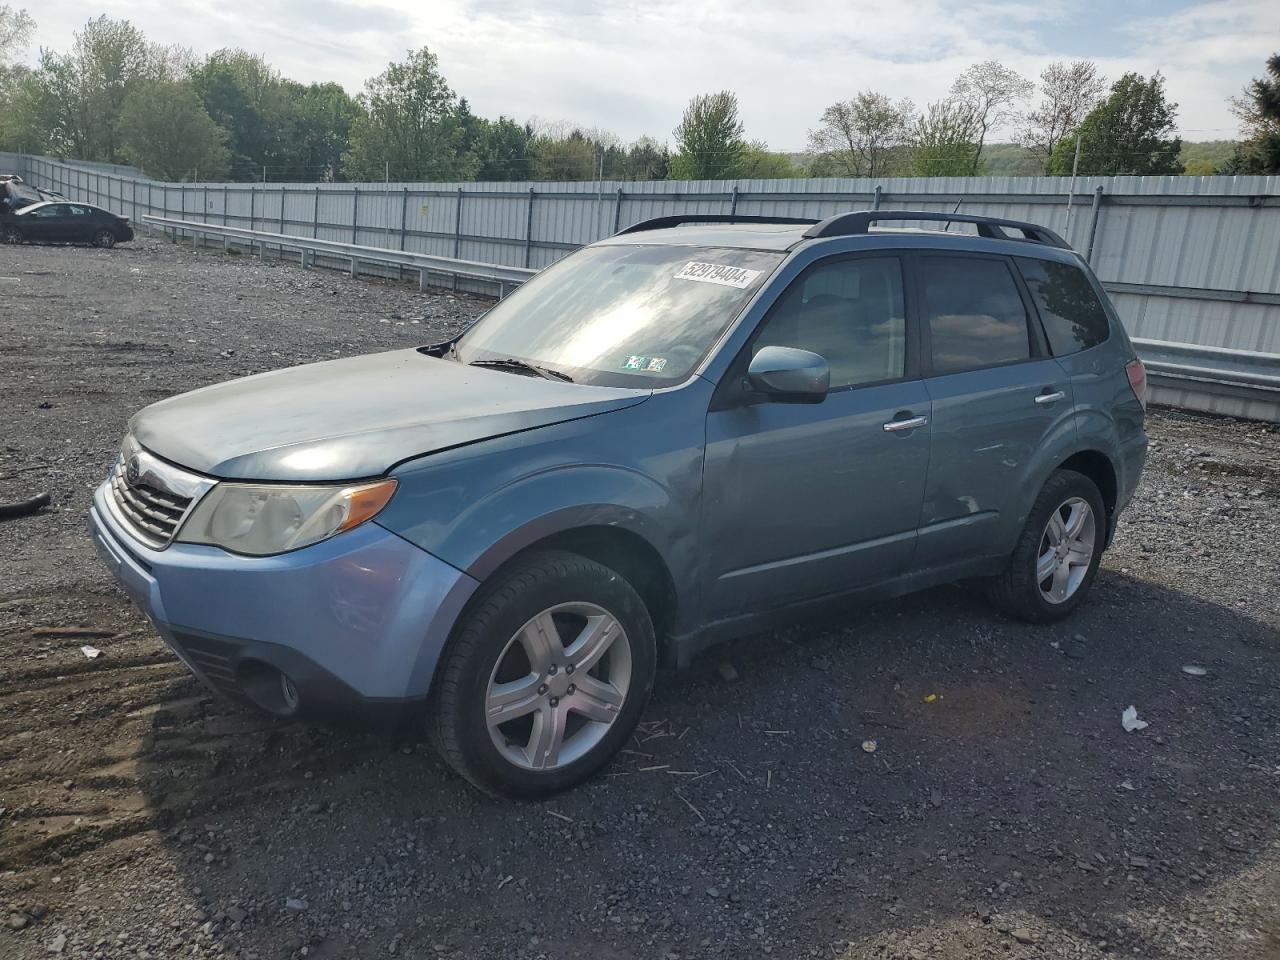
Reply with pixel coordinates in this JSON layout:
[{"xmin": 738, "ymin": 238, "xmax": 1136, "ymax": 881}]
[
  {"xmin": 485, "ymin": 601, "xmax": 632, "ymax": 772},
  {"xmin": 94, "ymin": 230, "xmax": 115, "ymax": 248},
  {"xmin": 1037, "ymin": 496, "xmax": 1096, "ymax": 604}
]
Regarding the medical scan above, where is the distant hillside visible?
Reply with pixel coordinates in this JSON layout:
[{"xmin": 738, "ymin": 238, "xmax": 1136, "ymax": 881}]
[{"xmin": 983, "ymin": 141, "xmax": 1239, "ymax": 176}]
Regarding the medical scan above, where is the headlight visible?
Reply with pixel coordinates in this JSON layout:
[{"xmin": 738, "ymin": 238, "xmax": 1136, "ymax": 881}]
[{"xmin": 176, "ymin": 479, "xmax": 397, "ymax": 556}]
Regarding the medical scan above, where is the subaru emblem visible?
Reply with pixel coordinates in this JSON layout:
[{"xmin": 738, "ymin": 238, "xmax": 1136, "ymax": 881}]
[{"xmin": 126, "ymin": 456, "xmax": 141, "ymax": 485}]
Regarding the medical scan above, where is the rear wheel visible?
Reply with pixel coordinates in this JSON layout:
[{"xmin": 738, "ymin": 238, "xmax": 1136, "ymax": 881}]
[
  {"xmin": 986, "ymin": 469, "xmax": 1105, "ymax": 623},
  {"xmin": 92, "ymin": 229, "xmax": 116, "ymax": 248},
  {"xmin": 429, "ymin": 550, "xmax": 656, "ymax": 798}
]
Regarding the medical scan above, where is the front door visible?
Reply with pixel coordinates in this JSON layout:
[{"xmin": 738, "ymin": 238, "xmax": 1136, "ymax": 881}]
[
  {"xmin": 701, "ymin": 254, "xmax": 930, "ymax": 619},
  {"xmin": 20, "ymin": 203, "xmax": 65, "ymax": 241},
  {"xmin": 913, "ymin": 252, "xmax": 1074, "ymax": 566}
]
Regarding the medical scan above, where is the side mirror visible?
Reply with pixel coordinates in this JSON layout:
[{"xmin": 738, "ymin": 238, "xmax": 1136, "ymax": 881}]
[{"xmin": 747, "ymin": 346, "xmax": 829, "ymax": 402}]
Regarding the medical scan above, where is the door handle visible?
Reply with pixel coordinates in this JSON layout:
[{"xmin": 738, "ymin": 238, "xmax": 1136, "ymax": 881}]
[
  {"xmin": 1034, "ymin": 390, "xmax": 1066, "ymax": 405},
  {"xmin": 883, "ymin": 415, "xmax": 928, "ymax": 432}
]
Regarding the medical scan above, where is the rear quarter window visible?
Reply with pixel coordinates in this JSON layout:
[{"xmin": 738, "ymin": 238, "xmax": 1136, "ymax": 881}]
[{"xmin": 1015, "ymin": 257, "xmax": 1111, "ymax": 356}]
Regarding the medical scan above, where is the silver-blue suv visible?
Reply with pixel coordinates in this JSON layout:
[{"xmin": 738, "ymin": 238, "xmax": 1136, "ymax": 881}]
[{"xmin": 90, "ymin": 210, "xmax": 1148, "ymax": 797}]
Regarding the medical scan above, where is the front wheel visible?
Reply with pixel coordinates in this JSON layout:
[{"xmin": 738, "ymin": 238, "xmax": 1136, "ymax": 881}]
[
  {"xmin": 92, "ymin": 229, "xmax": 116, "ymax": 248},
  {"xmin": 429, "ymin": 550, "xmax": 657, "ymax": 798},
  {"xmin": 1, "ymin": 226, "xmax": 21, "ymax": 244},
  {"xmin": 986, "ymin": 469, "xmax": 1106, "ymax": 623}
]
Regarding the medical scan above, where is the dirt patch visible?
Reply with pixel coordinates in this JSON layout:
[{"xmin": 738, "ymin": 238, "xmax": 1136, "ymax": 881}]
[{"xmin": 1, "ymin": 238, "xmax": 1278, "ymax": 960}]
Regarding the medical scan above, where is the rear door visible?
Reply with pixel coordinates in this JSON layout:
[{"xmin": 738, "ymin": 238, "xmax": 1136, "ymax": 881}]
[
  {"xmin": 701, "ymin": 253, "xmax": 931, "ymax": 618},
  {"xmin": 63, "ymin": 204, "xmax": 98, "ymax": 242},
  {"xmin": 913, "ymin": 252, "xmax": 1074, "ymax": 567}
]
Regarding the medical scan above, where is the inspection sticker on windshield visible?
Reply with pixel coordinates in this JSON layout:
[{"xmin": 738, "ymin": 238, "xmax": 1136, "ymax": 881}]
[
  {"xmin": 623, "ymin": 355, "xmax": 667, "ymax": 372},
  {"xmin": 674, "ymin": 261, "xmax": 761, "ymax": 289}
]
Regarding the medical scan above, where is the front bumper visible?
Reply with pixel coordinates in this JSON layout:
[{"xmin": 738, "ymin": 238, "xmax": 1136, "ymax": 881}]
[{"xmin": 89, "ymin": 480, "xmax": 478, "ymax": 719}]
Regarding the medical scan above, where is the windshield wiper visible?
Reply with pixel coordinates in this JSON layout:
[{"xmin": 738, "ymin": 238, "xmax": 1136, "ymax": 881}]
[{"xmin": 467, "ymin": 358, "xmax": 573, "ymax": 382}]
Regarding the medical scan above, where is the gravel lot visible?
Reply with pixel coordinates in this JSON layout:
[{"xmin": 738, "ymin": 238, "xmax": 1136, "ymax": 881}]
[{"xmin": 2, "ymin": 237, "xmax": 1278, "ymax": 960}]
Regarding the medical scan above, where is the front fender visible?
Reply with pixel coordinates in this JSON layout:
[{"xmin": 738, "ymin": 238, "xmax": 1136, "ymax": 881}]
[
  {"xmin": 445, "ymin": 464, "xmax": 682, "ymax": 580},
  {"xmin": 375, "ymin": 385, "xmax": 709, "ymax": 622}
]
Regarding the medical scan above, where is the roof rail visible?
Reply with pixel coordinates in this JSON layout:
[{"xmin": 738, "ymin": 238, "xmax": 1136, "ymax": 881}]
[
  {"xmin": 616, "ymin": 214, "xmax": 818, "ymax": 235},
  {"xmin": 802, "ymin": 210, "xmax": 1071, "ymax": 249}
]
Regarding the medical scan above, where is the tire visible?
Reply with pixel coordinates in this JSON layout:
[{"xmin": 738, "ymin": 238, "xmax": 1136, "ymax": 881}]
[
  {"xmin": 986, "ymin": 469, "xmax": 1106, "ymax": 624},
  {"xmin": 1, "ymin": 227, "xmax": 21, "ymax": 245},
  {"xmin": 92, "ymin": 229, "xmax": 116, "ymax": 248},
  {"xmin": 429, "ymin": 549, "xmax": 657, "ymax": 798}
]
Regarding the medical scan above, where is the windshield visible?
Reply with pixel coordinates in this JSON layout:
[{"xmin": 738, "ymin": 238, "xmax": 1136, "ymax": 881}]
[{"xmin": 455, "ymin": 244, "xmax": 783, "ymax": 387}]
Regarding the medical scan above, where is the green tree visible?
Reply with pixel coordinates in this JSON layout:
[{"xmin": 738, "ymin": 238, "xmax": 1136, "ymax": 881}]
[
  {"xmin": 1222, "ymin": 54, "xmax": 1280, "ymax": 174},
  {"xmin": 290, "ymin": 80, "xmax": 360, "ymax": 180},
  {"xmin": 1047, "ymin": 73, "xmax": 1181, "ymax": 175},
  {"xmin": 670, "ymin": 91, "xmax": 747, "ymax": 180},
  {"xmin": 807, "ymin": 91, "xmax": 914, "ymax": 177},
  {"xmin": 0, "ymin": 4, "xmax": 32, "ymax": 63},
  {"xmin": 457, "ymin": 101, "xmax": 536, "ymax": 181},
  {"xmin": 531, "ymin": 128, "xmax": 596, "ymax": 180},
  {"xmin": 907, "ymin": 98, "xmax": 981, "ymax": 176},
  {"xmin": 738, "ymin": 141, "xmax": 801, "ymax": 178},
  {"xmin": 343, "ymin": 47, "xmax": 474, "ymax": 182},
  {"xmin": 118, "ymin": 80, "xmax": 229, "ymax": 179},
  {"xmin": 621, "ymin": 136, "xmax": 669, "ymax": 180},
  {"xmin": 190, "ymin": 50, "xmax": 292, "ymax": 179},
  {"xmin": 0, "ymin": 5, "xmax": 35, "ymax": 150},
  {"xmin": 37, "ymin": 16, "xmax": 177, "ymax": 162}
]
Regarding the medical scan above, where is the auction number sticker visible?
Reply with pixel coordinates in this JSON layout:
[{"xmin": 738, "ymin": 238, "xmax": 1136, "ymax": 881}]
[{"xmin": 674, "ymin": 261, "xmax": 761, "ymax": 289}]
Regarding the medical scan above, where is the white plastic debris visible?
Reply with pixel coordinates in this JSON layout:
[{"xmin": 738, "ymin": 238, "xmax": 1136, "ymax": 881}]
[
  {"xmin": 1181, "ymin": 665, "xmax": 1207, "ymax": 677},
  {"xmin": 1121, "ymin": 706, "xmax": 1149, "ymax": 732},
  {"xmin": 80, "ymin": 645, "xmax": 101, "ymax": 659},
  {"xmin": 861, "ymin": 739, "xmax": 878, "ymax": 754}
]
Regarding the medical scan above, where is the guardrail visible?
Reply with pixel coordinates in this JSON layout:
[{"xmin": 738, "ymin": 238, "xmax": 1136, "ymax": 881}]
[
  {"xmin": 141, "ymin": 215, "xmax": 1279, "ymax": 421},
  {"xmin": 1131, "ymin": 337, "xmax": 1280, "ymax": 415},
  {"xmin": 141, "ymin": 215, "xmax": 537, "ymax": 295}
]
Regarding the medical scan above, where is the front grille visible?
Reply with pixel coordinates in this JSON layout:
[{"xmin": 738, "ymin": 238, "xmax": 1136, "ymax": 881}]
[{"xmin": 110, "ymin": 459, "xmax": 192, "ymax": 546}]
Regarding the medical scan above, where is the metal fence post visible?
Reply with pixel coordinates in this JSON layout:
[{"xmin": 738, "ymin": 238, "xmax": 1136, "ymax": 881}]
[
  {"xmin": 351, "ymin": 186, "xmax": 359, "ymax": 244},
  {"xmin": 399, "ymin": 187, "xmax": 409, "ymax": 250},
  {"xmin": 279, "ymin": 186, "xmax": 286, "ymax": 234},
  {"xmin": 872, "ymin": 185, "xmax": 882, "ymax": 210},
  {"xmin": 453, "ymin": 187, "xmax": 464, "ymax": 290},
  {"xmin": 524, "ymin": 188, "xmax": 535, "ymax": 268},
  {"xmin": 1085, "ymin": 186, "xmax": 1104, "ymax": 264},
  {"xmin": 729, "ymin": 184, "xmax": 739, "ymax": 216},
  {"xmin": 313, "ymin": 186, "xmax": 320, "ymax": 238},
  {"xmin": 250, "ymin": 186, "xmax": 256, "ymax": 232},
  {"xmin": 613, "ymin": 187, "xmax": 624, "ymax": 233},
  {"xmin": 223, "ymin": 185, "xmax": 228, "ymax": 226}
]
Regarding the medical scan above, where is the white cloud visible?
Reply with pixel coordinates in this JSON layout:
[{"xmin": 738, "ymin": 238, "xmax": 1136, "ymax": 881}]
[{"xmin": 22, "ymin": 0, "xmax": 1272, "ymax": 147}]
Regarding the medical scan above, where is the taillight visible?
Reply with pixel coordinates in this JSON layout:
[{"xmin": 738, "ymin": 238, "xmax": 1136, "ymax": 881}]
[{"xmin": 1126, "ymin": 358, "xmax": 1147, "ymax": 409}]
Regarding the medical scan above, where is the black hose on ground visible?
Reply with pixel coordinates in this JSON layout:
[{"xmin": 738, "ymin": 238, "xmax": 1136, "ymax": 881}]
[{"xmin": 0, "ymin": 492, "xmax": 51, "ymax": 520}]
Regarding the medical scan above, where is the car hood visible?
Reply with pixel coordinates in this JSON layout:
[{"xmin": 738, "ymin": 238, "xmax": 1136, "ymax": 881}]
[{"xmin": 130, "ymin": 349, "xmax": 649, "ymax": 481}]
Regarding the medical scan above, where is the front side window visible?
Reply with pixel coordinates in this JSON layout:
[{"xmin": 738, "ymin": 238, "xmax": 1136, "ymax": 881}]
[
  {"xmin": 1015, "ymin": 257, "xmax": 1110, "ymax": 356},
  {"xmin": 922, "ymin": 256, "xmax": 1030, "ymax": 374},
  {"xmin": 753, "ymin": 257, "xmax": 907, "ymax": 388},
  {"xmin": 28, "ymin": 204, "xmax": 63, "ymax": 218},
  {"xmin": 456, "ymin": 244, "xmax": 782, "ymax": 387}
]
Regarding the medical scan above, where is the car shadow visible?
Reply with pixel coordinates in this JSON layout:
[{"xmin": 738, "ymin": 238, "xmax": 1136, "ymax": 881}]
[{"xmin": 134, "ymin": 570, "xmax": 1280, "ymax": 958}]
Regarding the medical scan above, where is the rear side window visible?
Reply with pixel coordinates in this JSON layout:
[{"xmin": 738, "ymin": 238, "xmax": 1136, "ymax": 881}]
[
  {"xmin": 1015, "ymin": 257, "xmax": 1111, "ymax": 356},
  {"xmin": 921, "ymin": 256, "xmax": 1030, "ymax": 374}
]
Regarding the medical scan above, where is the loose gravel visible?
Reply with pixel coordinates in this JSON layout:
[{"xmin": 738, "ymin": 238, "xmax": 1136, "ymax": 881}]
[{"xmin": 1, "ymin": 237, "xmax": 1278, "ymax": 960}]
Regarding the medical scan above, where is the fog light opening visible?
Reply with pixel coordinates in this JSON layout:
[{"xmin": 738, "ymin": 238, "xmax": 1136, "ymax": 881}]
[{"xmin": 239, "ymin": 660, "xmax": 302, "ymax": 717}]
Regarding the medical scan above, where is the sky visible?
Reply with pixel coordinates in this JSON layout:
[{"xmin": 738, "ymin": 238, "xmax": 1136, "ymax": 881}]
[{"xmin": 18, "ymin": 0, "xmax": 1279, "ymax": 148}]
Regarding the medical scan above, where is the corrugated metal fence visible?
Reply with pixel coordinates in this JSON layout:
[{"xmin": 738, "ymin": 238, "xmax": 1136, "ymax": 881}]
[{"xmin": 4, "ymin": 151, "xmax": 1278, "ymax": 418}]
